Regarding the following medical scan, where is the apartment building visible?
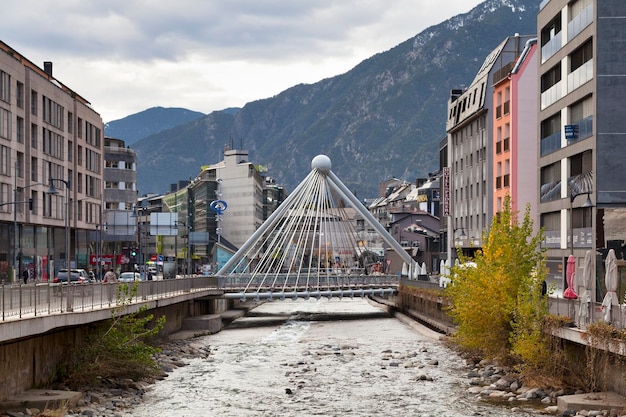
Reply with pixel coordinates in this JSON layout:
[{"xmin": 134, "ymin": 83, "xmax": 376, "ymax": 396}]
[
  {"xmin": 493, "ymin": 39, "xmax": 539, "ymax": 224},
  {"xmin": 103, "ymin": 137, "xmax": 136, "ymax": 212},
  {"xmin": 445, "ymin": 35, "xmax": 536, "ymax": 262},
  {"xmin": 0, "ymin": 41, "xmax": 104, "ymax": 281},
  {"xmin": 538, "ymin": 0, "xmax": 626, "ymax": 297}
]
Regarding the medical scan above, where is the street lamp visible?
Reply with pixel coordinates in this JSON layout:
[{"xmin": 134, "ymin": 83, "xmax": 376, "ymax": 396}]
[
  {"xmin": 174, "ymin": 221, "xmax": 192, "ymax": 277},
  {"xmin": 569, "ymin": 191, "xmax": 593, "ymax": 255},
  {"xmin": 131, "ymin": 200, "xmax": 149, "ymax": 279},
  {"xmin": 47, "ymin": 178, "xmax": 71, "ymax": 272},
  {"xmin": 10, "ymin": 162, "xmax": 42, "ymax": 282}
]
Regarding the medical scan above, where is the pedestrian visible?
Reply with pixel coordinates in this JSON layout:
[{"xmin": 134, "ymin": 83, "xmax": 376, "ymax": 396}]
[
  {"xmin": 22, "ymin": 269, "xmax": 29, "ymax": 284},
  {"xmin": 103, "ymin": 268, "xmax": 117, "ymax": 283},
  {"xmin": 103, "ymin": 268, "xmax": 118, "ymax": 302}
]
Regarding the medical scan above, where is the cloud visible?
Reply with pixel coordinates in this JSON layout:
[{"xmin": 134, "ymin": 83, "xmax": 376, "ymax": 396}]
[{"xmin": 1, "ymin": 0, "xmax": 481, "ymax": 121}]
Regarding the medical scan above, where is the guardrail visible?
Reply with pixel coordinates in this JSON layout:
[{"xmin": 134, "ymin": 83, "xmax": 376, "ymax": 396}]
[
  {"xmin": 216, "ymin": 274, "xmax": 399, "ymax": 291},
  {"xmin": 1, "ymin": 274, "xmax": 400, "ymax": 320},
  {"xmin": 548, "ymin": 296, "xmax": 626, "ymax": 330},
  {"xmin": 0, "ymin": 277, "xmax": 219, "ymax": 321},
  {"xmin": 401, "ymin": 277, "xmax": 626, "ymax": 331}
]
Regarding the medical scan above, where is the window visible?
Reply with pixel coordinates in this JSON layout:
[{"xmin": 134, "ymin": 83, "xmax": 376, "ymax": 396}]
[
  {"xmin": 541, "ymin": 13, "xmax": 562, "ymax": 47},
  {"xmin": 42, "ymin": 128, "xmax": 64, "ymax": 159},
  {"xmin": 541, "ymin": 113, "xmax": 561, "ymax": 139},
  {"xmin": 30, "ymin": 191, "xmax": 37, "ymax": 215},
  {"xmin": 16, "ymin": 152, "xmax": 24, "ymax": 178},
  {"xmin": 0, "ymin": 145, "xmax": 10, "ymax": 176},
  {"xmin": 16, "ymin": 82, "xmax": 24, "ymax": 108},
  {"xmin": 85, "ymin": 121, "xmax": 101, "ymax": 147},
  {"xmin": 503, "ymin": 123, "xmax": 510, "ymax": 152},
  {"xmin": 570, "ymin": 150, "xmax": 592, "ymax": 177},
  {"xmin": 0, "ymin": 108, "xmax": 10, "ymax": 140},
  {"xmin": 85, "ymin": 149, "xmax": 101, "ymax": 173},
  {"xmin": 31, "ymin": 91, "xmax": 37, "ymax": 115},
  {"xmin": 570, "ymin": 0, "xmax": 592, "ymax": 20},
  {"xmin": 540, "ymin": 161, "xmax": 561, "ymax": 203},
  {"xmin": 16, "ymin": 116, "xmax": 24, "ymax": 143},
  {"xmin": 0, "ymin": 71, "xmax": 10, "ymax": 103},
  {"xmin": 540, "ymin": 112, "xmax": 562, "ymax": 155},
  {"xmin": 31, "ymin": 157, "xmax": 38, "ymax": 182},
  {"xmin": 67, "ymin": 112, "xmax": 73, "ymax": 134},
  {"xmin": 570, "ymin": 39, "xmax": 593, "ymax": 73},
  {"xmin": 42, "ymin": 96, "xmax": 64, "ymax": 130},
  {"xmin": 31, "ymin": 123, "xmax": 38, "ymax": 148},
  {"xmin": 503, "ymin": 86, "xmax": 510, "ymax": 115},
  {"xmin": 541, "ymin": 63, "xmax": 562, "ymax": 93}
]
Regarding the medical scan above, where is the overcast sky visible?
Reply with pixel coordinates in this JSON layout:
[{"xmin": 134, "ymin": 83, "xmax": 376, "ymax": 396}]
[{"xmin": 1, "ymin": 0, "xmax": 483, "ymax": 123}]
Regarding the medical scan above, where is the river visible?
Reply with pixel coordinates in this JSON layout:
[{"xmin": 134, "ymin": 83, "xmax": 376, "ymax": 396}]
[{"xmin": 126, "ymin": 298, "xmax": 539, "ymax": 416}]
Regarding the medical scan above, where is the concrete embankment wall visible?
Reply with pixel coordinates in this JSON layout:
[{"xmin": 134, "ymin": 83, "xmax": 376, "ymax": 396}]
[
  {"xmin": 0, "ymin": 296, "xmax": 232, "ymax": 402},
  {"xmin": 396, "ymin": 279, "xmax": 626, "ymax": 396}
]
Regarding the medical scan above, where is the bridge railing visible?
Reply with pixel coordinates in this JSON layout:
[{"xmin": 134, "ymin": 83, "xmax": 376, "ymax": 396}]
[
  {"xmin": 216, "ymin": 274, "xmax": 399, "ymax": 292},
  {"xmin": 0, "ymin": 277, "xmax": 219, "ymax": 321}
]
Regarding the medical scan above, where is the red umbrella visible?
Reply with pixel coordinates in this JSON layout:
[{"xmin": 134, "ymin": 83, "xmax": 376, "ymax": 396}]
[{"xmin": 564, "ymin": 255, "xmax": 578, "ymax": 299}]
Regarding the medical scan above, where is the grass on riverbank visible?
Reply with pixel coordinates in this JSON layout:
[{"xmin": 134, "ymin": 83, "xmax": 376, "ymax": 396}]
[{"xmin": 58, "ymin": 283, "xmax": 166, "ymax": 389}]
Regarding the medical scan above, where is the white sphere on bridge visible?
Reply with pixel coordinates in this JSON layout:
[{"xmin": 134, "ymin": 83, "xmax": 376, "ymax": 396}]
[{"xmin": 311, "ymin": 154, "xmax": 332, "ymax": 174}]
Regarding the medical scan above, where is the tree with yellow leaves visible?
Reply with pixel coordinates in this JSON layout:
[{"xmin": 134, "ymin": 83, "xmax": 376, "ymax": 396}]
[{"xmin": 445, "ymin": 196, "xmax": 548, "ymax": 366}]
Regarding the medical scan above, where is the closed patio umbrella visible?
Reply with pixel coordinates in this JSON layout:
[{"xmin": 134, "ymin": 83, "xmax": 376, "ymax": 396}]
[
  {"xmin": 439, "ymin": 260, "xmax": 446, "ymax": 287},
  {"xmin": 601, "ymin": 249, "xmax": 619, "ymax": 323},
  {"xmin": 564, "ymin": 255, "xmax": 578, "ymax": 299},
  {"xmin": 577, "ymin": 250, "xmax": 594, "ymax": 325},
  {"xmin": 439, "ymin": 259, "xmax": 451, "ymax": 288}
]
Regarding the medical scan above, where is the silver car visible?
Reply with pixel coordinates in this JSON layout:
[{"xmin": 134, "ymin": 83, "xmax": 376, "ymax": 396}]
[{"xmin": 118, "ymin": 272, "xmax": 142, "ymax": 282}]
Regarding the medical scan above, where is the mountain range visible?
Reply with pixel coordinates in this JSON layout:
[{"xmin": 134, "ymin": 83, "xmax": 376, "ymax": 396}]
[{"xmin": 105, "ymin": 0, "xmax": 539, "ymax": 199}]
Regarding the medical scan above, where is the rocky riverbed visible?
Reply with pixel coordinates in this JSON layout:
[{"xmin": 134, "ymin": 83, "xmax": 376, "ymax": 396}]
[{"xmin": 2, "ymin": 311, "xmax": 624, "ymax": 417}]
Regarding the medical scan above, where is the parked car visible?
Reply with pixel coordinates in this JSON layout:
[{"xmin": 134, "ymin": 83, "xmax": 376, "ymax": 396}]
[
  {"xmin": 119, "ymin": 272, "xmax": 142, "ymax": 283},
  {"xmin": 54, "ymin": 269, "xmax": 89, "ymax": 284}
]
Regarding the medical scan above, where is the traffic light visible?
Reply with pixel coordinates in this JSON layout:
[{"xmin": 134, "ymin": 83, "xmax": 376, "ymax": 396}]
[{"xmin": 131, "ymin": 248, "xmax": 137, "ymax": 257}]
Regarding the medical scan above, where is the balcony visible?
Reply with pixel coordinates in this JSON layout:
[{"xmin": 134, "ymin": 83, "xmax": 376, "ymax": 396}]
[
  {"xmin": 568, "ymin": 3, "xmax": 593, "ymax": 42},
  {"xmin": 541, "ymin": 32, "xmax": 562, "ymax": 63},
  {"xmin": 568, "ymin": 59, "xmax": 593, "ymax": 92},
  {"xmin": 541, "ymin": 81, "xmax": 563, "ymax": 110},
  {"xmin": 567, "ymin": 115, "xmax": 593, "ymax": 145},
  {"xmin": 541, "ymin": 131, "xmax": 562, "ymax": 156}
]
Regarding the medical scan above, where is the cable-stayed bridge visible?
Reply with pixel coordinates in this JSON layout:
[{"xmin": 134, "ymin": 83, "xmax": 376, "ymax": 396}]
[{"xmin": 216, "ymin": 155, "xmax": 418, "ymax": 301}]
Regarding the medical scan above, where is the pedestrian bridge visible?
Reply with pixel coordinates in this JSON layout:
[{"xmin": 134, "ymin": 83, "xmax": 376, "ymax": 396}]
[
  {"xmin": 215, "ymin": 155, "xmax": 414, "ymax": 301},
  {"xmin": 218, "ymin": 273, "xmax": 398, "ymax": 301}
]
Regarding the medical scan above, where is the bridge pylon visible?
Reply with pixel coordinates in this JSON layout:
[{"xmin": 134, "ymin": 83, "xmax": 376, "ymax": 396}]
[{"xmin": 217, "ymin": 155, "xmax": 413, "ymax": 301}]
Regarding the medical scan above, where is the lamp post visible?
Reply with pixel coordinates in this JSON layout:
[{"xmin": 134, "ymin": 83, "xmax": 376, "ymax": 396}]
[
  {"xmin": 47, "ymin": 178, "xmax": 71, "ymax": 271},
  {"xmin": 95, "ymin": 223, "xmax": 101, "ymax": 281},
  {"xmin": 452, "ymin": 227, "xmax": 466, "ymax": 261},
  {"xmin": 10, "ymin": 162, "xmax": 42, "ymax": 282},
  {"xmin": 174, "ymin": 221, "xmax": 191, "ymax": 277},
  {"xmin": 569, "ymin": 191, "xmax": 593, "ymax": 255},
  {"xmin": 131, "ymin": 200, "xmax": 149, "ymax": 280}
]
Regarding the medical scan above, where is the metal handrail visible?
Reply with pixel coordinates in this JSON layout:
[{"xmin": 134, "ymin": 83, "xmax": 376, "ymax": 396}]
[{"xmin": 0, "ymin": 276, "xmax": 218, "ymax": 321}]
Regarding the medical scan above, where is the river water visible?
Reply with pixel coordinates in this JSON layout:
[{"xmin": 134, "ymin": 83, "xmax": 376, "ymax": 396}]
[{"xmin": 127, "ymin": 299, "xmax": 538, "ymax": 417}]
